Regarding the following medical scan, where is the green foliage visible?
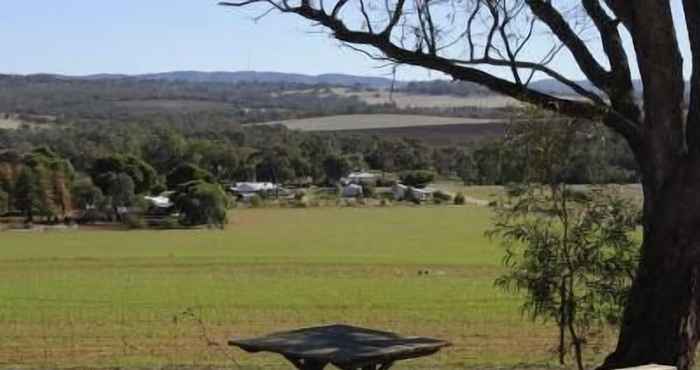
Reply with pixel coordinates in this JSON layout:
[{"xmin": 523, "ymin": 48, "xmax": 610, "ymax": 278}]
[
  {"xmin": 91, "ymin": 155, "xmax": 157, "ymax": 194},
  {"xmin": 13, "ymin": 167, "xmax": 47, "ymax": 221},
  {"xmin": 166, "ymin": 163, "xmax": 214, "ymax": 189},
  {"xmin": 248, "ymin": 194, "xmax": 263, "ymax": 208},
  {"xmin": 363, "ymin": 183, "xmax": 376, "ymax": 198},
  {"xmin": 105, "ymin": 172, "xmax": 137, "ymax": 213},
  {"xmin": 322, "ymin": 154, "xmax": 352, "ymax": 183},
  {"xmin": 489, "ymin": 186, "xmax": 639, "ymax": 370},
  {"xmin": 123, "ymin": 213, "xmax": 147, "ymax": 229},
  {"xmin": 0, "ymin": 189, "xmax": 9, "ymax": 214},
  {"xmin": 434, "ymin": 190, "xmax": 453, "ymax": 202},
  {"xmin": 143, "ymin": 129, "xmax": 187, "ymax": 173},
  {"xmin": 174, "ymin": 180, "xmax": 229, "ymax": 228},
  {"xmin": 71, "ymin": 178, "xmax": 104, "ymax": 211},
  {"xmin": 400, "ymin": 170, "xmax": 435, "ymax": 188},
  {"xmin": 254, "ymin": 147, "xmax": 290, "ymax": 183},
  {"xmin": 486, "ymin": 112, "xmax": 641, "ymax": 370}
]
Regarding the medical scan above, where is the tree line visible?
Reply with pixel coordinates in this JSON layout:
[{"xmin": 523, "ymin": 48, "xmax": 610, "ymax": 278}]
[{"xmin": 0, "ymin": 115, "xmax": 638, "ymax": 223}]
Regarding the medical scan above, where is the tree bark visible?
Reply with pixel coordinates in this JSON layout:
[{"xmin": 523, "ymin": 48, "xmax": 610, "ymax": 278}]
[
  {"xmin": 599, "ymin": 3, "xmax": 698, "ymax": 367},
  {"xmin": 600, "ymin": 157, "xmax": 700, "ymax": 370}
]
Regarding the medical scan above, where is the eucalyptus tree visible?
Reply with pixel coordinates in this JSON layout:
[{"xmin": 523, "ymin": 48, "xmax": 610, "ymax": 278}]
[{"xmin": 220, "ymin": 1, "xmax": 700, "ymax": 368}]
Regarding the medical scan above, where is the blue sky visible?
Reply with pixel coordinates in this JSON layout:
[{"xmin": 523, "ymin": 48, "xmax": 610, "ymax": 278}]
[{"xmin": 0, "ymin": 1, "xmax": 692, "ymax": 81}]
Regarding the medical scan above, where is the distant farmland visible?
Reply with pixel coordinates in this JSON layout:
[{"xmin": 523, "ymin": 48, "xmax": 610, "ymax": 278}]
[
  {"xmin": 260, "ymin": 114, "xmax": 505, "ymax": 131},
  {"xmin": 258, "ymin": 114, "xmax": 507, "ymax": 144},
  {"xmin": 335, "ymin": 123, "xmax": 506, "ymax": 145},
  {"xmin": 331, "ymin": 88, "xmax": 520, "ymax": 109}
]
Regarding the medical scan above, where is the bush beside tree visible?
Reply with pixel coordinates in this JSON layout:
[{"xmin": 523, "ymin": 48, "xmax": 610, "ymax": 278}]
[{"xmin": 174, "ymin": 180, "xmax": 229, "ymax": 229}]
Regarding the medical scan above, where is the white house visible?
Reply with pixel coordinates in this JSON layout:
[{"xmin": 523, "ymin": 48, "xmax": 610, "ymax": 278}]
[
  {"xmin": 343, "ymin": 172, "xmax": 378, "ymax": 185},
  {"xmin": 144, "ymin": 195, "xmax": 174, "ymax": 209},
  {"xmin": 391, "ymin": 183, "xmax": 434, "ymax": 201},
  {"xmin": 341, "ymin": 183, "xmax": 364, "ymax": 198},
  {"xmin": 231, "ymin": 182, "xmax": 278, "ymax": 194},
  {"xmin": 410, "ymin": 187, "xmax": 435, "ymax": 201}
]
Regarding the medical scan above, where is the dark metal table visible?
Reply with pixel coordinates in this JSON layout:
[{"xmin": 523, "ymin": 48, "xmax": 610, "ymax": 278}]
[{"xmin": 229, "ymin": 324, "xmax": 451, "ymax": 370}]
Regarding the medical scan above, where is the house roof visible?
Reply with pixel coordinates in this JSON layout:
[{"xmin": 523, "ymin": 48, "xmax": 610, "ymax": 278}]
[
  {"xmin": 144, "ymin": 195, "xmax": 173, "ymax": 208},
  {"xmin": 347, "ymin": 172, "xmax": 377, "ymax": 179},
  {"xmin": 232, "ymin": 182, "xmax": 278, "ymax": 192}
]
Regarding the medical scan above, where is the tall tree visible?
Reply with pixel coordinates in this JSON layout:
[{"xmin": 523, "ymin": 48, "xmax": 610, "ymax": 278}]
[
  {"xmin": 91, "ymin": 155, "xmax": 157, "ymax": 195},
  {"xmin": 221, "ymin": 1, "xmax": 699, "ymax": 369},
  {"xmin": 14, "ymin": 167, "xmax": 42, "ymax": 222}
]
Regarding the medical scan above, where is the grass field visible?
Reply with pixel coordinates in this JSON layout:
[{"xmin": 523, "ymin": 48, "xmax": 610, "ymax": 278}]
[
  {"xmin": 330, "ymin": 88, "xmax": 521, "ymax": 109},
  {"xmin": 0, "ymin": 206, "xmax": 613, "ymax": 369},
  {"xmin": 333, "ymin": 123, "xmax": 506, "ymax": 146},
  {"xmin": 260, "ymin": 114, "xmax": 504, "ymax": 132}
]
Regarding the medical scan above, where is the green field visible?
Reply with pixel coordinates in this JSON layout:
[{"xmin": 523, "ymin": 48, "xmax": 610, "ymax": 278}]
[{"xmin": 0, "ymin": 206, "xmax": 609, "ymax": 369}]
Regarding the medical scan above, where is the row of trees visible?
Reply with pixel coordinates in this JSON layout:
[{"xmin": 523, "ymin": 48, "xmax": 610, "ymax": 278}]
[
  {"xmin": 0, "ymin": 117, "xmax": 639, "ymax": 190},
  {"xmin": 0, "ymin": 148, "xmax": 74, "ymax": 221},
  {"xmin": 0, "ymin": 146, "xmax": 230, "ymax": 227},
  {"xmin": 0, "ymin": 114, "xmax": 638, "ymax": 228}
]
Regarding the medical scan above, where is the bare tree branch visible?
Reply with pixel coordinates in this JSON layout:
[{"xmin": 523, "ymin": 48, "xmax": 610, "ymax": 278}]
[
  {"xmin": 219, "ymin": 0, "xmax": 639, "ymax": 140},
  {"xmin": 683, "ymin": 0, "xmax": 700, "ymax": 153},
  {"xmin": 524, "ymin": 0, "xmax": 610, "ymax": 91}
]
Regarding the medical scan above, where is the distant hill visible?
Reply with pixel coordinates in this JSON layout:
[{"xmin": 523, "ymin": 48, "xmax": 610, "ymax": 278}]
[
  {"xmin": 529, "ymin": 78, "xmax": 690, "ymax": 99},
  {"xmin": 528, "ymin": 79, "xmax": 643, "ymax": 96},
  {"xmin": 21, "ymin": 71, "xmax": 400, "ymax": 89}
]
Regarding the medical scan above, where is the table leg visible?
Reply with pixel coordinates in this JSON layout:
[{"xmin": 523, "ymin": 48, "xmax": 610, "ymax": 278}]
[
  {"xmin": 339, "ymin": 362, "xmax": 394, "ymax": 370},
  {"xmin": 284, "ymin": 355, "xmax": 328, "ymax": 370}
]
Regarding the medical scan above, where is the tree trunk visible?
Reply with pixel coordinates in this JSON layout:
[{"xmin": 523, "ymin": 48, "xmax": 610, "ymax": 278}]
[{"xmin": 600, "ymin": 157, "xmax": 700, "ymax": 370}]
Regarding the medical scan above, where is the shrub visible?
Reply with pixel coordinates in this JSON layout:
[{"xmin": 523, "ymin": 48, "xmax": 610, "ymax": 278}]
[
  {"xmin": 489, "ymin": 187, "xmax": 640, "ymax": 369},
  {"xmin": 363, "ymin": 183, "xmax": 376, "ymax": 198},
  {"xmin": 0, "ymin": 190, "xmax": 8, "ymax": 215},
  {"xmin": 91, "ymin": 155, "xmax": 157, "ymax": 194},
  {"xmin": 71, "ymin": 178, "xmax": 104, "ymax": 211},
  {"xmin": 293, "ymin": 195, "xmax": 310, "ymax": 208},
  {"xmin": 454, "ymin": 192, "xmax": 466, "ymax": 205},
  {"xmin": 249, "ymin": 194, "xmax": 263, "ymax": 208},
  {"xmin": 434, "ymin": 190, "xmax": 453, "ymax": 202},
  {"xmin": 174, "ymin": 180, "xmax": 229, "ymax": 229},
  {"xmin": 159, "ymin": 217, "xmax": 181, "ymax": 230},
  {"xmin": 123, "ymin": 214, "xmax": 147, "ymax": 229},
  {"xmin": 375, "ymin": 176, "xmax": 397, "ymax": 187}
]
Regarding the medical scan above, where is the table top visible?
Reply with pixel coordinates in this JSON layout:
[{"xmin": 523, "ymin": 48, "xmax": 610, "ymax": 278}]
[{"xmin": 229, "ymin": 324, "xmax": 450, "ymax": 367}]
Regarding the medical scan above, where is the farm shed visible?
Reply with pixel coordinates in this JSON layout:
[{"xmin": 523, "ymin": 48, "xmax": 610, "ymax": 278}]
[
  {"xmin": 392, "ymin": 183, "xmax": 408, "ymax": 200},
  {"xmin": 144, "ymin": 195, "xmax": 174, "ymax": 209}
]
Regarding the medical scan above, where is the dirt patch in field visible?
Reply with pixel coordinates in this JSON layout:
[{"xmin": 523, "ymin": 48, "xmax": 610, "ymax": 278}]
[
  {"xmin": 260, "ymin": 114, "xmax": 506, "ymax": 134},
  {"xmin": 334, "ymin": 122, "xmax": 506, "ymax": 145}
]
